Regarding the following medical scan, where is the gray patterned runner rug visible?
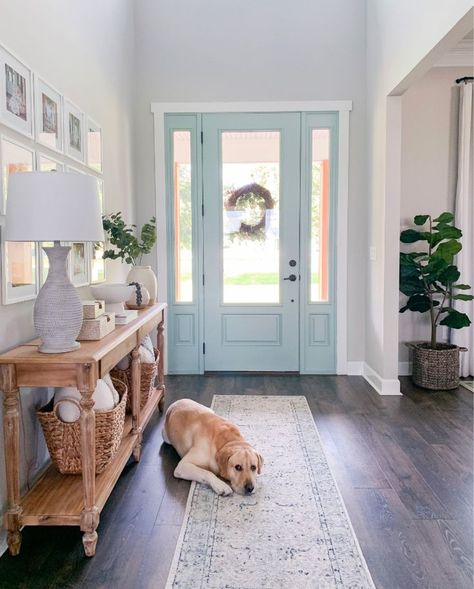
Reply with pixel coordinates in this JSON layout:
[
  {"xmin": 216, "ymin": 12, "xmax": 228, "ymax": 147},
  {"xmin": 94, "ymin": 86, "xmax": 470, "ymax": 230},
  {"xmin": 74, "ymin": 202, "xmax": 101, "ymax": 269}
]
[{"xmin": 166, "ymin": 395, "xmax": 375, "ymax": 589}]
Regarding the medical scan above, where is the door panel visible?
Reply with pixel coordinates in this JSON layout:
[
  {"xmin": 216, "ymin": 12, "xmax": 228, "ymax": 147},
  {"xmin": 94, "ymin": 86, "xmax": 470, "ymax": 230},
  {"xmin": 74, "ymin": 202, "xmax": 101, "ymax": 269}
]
[{"xmin": 202, "ymin": 113, "xmax": 300, "ymax": 371}]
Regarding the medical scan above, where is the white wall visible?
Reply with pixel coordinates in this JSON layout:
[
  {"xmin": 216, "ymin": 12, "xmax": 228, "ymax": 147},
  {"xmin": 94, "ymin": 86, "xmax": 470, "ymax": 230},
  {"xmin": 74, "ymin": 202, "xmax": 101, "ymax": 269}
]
[
  {"xmin": 0, "ymin": 0, "xmax": 134, "ymax": 551},
  {"xmin": 365, "ymin": 1, "xmax": 473, "ymax": 391},
  {"xmin": 132, "ymin": 0, "xmax": 368, "ymax": 365},
  {"xmin": 399, "ymin": 67, "xmax": 472, "ymax": 367}
]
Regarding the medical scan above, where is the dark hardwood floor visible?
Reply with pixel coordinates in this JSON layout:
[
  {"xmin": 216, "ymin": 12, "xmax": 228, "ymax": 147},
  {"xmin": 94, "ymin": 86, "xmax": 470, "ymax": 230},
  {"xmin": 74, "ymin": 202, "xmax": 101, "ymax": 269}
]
[{"xmin": 0, "ymin": 375, "xmax": 472, "ymax": 589}]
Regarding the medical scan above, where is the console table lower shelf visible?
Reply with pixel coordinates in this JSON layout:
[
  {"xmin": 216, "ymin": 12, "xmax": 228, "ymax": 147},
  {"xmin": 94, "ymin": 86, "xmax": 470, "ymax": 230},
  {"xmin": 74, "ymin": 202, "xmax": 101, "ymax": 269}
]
[{"xmin": 21, "ymin": 387, "xmax": 163, "ymax": 528}]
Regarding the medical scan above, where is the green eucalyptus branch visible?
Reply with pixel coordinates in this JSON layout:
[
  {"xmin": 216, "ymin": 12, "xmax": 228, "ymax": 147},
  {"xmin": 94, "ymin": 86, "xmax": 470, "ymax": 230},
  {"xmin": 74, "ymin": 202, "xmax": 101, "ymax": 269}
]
[{"xmin": 102, "ymin": 212, "xmax": 157, "ymax": 266}]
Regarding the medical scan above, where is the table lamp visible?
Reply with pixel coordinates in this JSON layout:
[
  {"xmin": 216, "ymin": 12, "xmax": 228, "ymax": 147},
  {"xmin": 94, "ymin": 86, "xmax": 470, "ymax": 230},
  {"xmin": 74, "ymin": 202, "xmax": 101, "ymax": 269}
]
[{"xmin": 5, "ymin": 172, "xmax": 104, "ymax": 353}]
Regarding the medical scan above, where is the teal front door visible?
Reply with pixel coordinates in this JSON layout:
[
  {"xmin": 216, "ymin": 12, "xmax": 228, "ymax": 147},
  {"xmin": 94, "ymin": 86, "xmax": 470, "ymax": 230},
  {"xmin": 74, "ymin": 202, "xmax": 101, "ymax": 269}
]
[
  {"xmin": 202, "ymin": 113, "xmax": 301, "ymax": 371},
  {"xmin": 165, "ymin": 111, "xmax": 338, "ymax": 374}
]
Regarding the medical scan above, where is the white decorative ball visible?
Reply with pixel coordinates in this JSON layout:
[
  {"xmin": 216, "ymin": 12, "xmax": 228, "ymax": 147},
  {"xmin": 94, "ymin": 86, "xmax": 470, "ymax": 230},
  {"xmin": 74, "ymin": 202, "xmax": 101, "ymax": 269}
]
[{"xmin": 126, "ymin": 282, "xmax": 150, "ymax": 308}]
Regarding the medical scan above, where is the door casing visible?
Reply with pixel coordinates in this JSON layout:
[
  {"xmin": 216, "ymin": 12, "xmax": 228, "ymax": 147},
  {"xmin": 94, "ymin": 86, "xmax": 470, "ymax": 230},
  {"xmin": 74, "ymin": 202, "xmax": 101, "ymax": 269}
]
[{"xmin": 153, "ymin": 101, "xmax": 352, "ymax": 375}]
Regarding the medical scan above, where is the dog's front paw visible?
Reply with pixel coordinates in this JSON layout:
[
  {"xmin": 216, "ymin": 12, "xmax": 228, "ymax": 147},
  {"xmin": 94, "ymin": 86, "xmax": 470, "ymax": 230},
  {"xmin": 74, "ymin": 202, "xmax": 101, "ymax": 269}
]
[{"xmin": 211, "ymin": 480, "xmax": 233, "ymax": 496}]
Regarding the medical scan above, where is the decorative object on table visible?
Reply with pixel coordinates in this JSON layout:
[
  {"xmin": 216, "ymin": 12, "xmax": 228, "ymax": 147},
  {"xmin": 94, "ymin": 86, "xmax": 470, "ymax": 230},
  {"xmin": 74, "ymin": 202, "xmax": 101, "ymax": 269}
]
[
  {"xmin": 102, "ymin": 212, "xmax": 157, "ymax": 303},
  {"xmin": 90, "ymin": 282, "xmax": 135, "ymax": 313},
  {"xmin": 5, "ymin": 172, "xmax": 103, "ymax": 353},
  {"xmin": 111, "ymin": 345, "xmax": 159, "ymax": 411},
  {"xmin": 400, "ymin": 212, "xmax": 473, "ymax": 390},
  {"xmin": 114, "ymin": 309, "xmax": 138, "ymax": 325},
  {"xmin": 167, "ymin": 395, "xmax": 375, "ymax": 589},
  {"xmin": 77, "ymin": 312, "xmax": 115, "ymax": 341},
  {"xmin": 81, "ymin": 299, "xmax": 105, "ymax": 319},
  {"xmin": 34, "ymin": 75, "xmax": 63, "ymax": 152},
  {"xmin": 37, "ymin": 377, "xmax": 127, "ymax": 474},
  {"xmin": 126, "ymin": 281, "xmax": 150, "ymax": 309},
  {"xmin": 64, "ymin": 98, "xmax": 85, "ymax": 162},
  {"xmin": 0, "ymin": 44, "xmax": 34, "ymax": 138}
]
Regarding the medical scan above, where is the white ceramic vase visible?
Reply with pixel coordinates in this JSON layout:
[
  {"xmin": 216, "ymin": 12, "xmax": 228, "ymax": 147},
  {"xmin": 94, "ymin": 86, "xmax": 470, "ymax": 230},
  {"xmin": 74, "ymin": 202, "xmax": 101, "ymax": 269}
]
[{"xmin": 127, "ymin": 266, "xmax": 157, "ymax": 304}]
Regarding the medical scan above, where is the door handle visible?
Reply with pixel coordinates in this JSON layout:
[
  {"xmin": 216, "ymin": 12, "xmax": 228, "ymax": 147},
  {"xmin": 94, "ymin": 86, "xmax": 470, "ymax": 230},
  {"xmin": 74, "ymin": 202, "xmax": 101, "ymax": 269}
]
[{"xmin": 283, "ymin": 274, "xmax": 297, "ymax": 282}]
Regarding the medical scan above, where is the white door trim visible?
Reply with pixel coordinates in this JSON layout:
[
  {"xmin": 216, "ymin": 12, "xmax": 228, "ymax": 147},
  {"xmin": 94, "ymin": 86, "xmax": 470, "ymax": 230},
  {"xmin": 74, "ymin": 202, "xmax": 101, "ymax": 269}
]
[{"xmin": 152, "ymin": 100, "xmax": 352, "ymax": 374}]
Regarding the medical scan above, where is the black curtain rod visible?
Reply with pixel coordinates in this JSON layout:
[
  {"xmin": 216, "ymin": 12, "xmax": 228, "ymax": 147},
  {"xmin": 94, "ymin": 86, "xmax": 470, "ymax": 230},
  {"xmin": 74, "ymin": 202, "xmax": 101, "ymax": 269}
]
[{"xmin": 456, "ymin": 76, "xmax": 474, "ymax": 84}]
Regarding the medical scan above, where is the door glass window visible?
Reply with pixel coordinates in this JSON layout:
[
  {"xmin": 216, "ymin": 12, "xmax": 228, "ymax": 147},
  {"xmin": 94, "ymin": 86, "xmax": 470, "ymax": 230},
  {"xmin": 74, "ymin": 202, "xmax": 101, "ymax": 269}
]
[
  {"xmin": 173, "ymin": 131, "xmax": 193, "ymax": 302},
  {"xmin": 222, "ymin": 131, "xmax": 280, "ymax": 303},
  {"xmin": 310, "ymin": 129, "xmax": 330, "ymax": 302}
]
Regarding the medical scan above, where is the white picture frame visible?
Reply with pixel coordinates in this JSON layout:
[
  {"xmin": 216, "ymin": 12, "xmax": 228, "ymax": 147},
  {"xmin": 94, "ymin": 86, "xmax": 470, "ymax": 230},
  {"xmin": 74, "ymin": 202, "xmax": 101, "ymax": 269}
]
[
  {"xmin": 0, "ymin": 134, "xmax": 35, "ymax": 214},
  {"xmin": 66, "ymin": 164, "xmax": 85, "ymax": 174},
  {"xmin": 69, "ymin": 241, "xmax": 89, "ymax": 287},
  {"xmin": 1, "ymin": 231, "xmax": 39, "ymax": 305},
  {"xmin": 90, "ymin": 241, "xmax": 106, "ymax": 284},
  {"xmin": 64, "ymin": 99, "xmax": 85, "ymax": 163},
  {"xmin": 86, "ymin": 117, "xmax": 102, "ymax": 173},
  {"xmin": 34, "ymin": 75, "xmax": 63, "ymax": 153},
  {"xmin": 0, "ymin": 45, "xmax": 34, "ymax": 138},
  {"xmin": 36, "ymin": 151, "xmax": 64, "ymax": 172}
]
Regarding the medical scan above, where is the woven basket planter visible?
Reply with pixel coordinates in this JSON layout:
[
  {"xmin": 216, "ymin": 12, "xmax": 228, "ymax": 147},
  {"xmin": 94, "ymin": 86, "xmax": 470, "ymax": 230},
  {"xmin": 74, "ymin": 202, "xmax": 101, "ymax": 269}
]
[
  {"xmin": 37, "ymin": 378, "xmax": 127, "ymax": 475},
  {"xmin": 111, "ymin": 347, "xmax": 159, "ymax": 412},
  {"xmin": 408, "ymin": 342, "xmax": 466, "ymax": 390}
]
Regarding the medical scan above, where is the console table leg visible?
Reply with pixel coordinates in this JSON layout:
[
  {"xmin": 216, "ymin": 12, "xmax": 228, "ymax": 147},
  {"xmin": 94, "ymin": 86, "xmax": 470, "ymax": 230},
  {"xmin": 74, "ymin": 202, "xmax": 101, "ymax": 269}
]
[
  {"xmin": 157, "ymin": 317, "xmax": 166, "ymax": 411},
  {"xmin": 78, "ymin": 365, "xmax": 99, "ymax": 557},
  {"xmin": 1, "ymin": 365, "xmax": 22, "ymax": 556},
  {"xmin": 131, "ymin": 346, "xmax": 142, "ymax": 462}
]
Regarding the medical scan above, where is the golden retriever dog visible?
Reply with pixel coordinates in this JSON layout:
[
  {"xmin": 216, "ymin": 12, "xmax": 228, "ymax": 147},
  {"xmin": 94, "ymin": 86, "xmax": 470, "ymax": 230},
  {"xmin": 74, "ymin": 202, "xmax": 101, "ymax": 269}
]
[{"xmin": 163, "ymin": 399, "xmax": 264, "ymax": 496}]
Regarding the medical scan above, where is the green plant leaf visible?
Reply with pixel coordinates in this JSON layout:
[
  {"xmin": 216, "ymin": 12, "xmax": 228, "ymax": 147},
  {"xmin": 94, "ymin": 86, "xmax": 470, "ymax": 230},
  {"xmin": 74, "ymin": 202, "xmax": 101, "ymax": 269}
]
[
  {"xmin": 452, "ymin": 294, "xmax": 474, "ymax": 301},
  {"xmin": 400, "ymin": 229, "xmax": 427, "ymax": 243},
  {"xmin": 439, "ymin": 265, "xmax": 460, "ymax": 284},
  {"xmin": 440, "ymin": 310, "xmax": 471, "ymax": 329},
  {"xmin": 434, "ymin": 212, "xmax": 454, "ymax": 223},
  {"xmin": 453, "ymin": 283, "xmax": 471, "ymax": 290},
  {"xmin": 399, "ymin": 305, "xmax": 409, "ymax": 313},
  {"xmin": 405, "ymin": 294, "xmax": 432, "ymax": 313},
  {"xmin": 432, "ymin": 239, "xmax": 462, "ymax": 263},
  {"xmin": 414, "ymin": 215, "xmax": 429, "ymax": 225},
  {"xmin": 400, "ymin": 277, "xmax": 425, "ymax": 296}
]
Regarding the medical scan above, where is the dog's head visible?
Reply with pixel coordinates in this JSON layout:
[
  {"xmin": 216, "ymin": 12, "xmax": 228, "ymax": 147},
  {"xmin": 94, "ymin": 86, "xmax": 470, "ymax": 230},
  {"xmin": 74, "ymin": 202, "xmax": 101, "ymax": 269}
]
[{"xmin": 217, "ymin": 444, "xmax": 264, "ymax": 495}]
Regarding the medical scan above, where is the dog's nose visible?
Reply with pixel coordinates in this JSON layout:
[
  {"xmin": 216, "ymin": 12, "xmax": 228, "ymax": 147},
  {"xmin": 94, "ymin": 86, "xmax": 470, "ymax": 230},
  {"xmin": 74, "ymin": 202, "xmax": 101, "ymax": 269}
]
[{"xmin": 245, "ymin": 483, "xmax": 254, "ymax": 495}]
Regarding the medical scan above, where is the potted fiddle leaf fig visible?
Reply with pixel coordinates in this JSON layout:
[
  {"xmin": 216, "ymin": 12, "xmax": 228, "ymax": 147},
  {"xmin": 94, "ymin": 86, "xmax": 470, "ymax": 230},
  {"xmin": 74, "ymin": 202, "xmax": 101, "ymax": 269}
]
[
  {"xmin": 399, "ymin": 212, "xmax": 472, "ymax": 390},
  {"xmin": 102, "ymin": 212, "xmax": 158, "ymax": 304}
]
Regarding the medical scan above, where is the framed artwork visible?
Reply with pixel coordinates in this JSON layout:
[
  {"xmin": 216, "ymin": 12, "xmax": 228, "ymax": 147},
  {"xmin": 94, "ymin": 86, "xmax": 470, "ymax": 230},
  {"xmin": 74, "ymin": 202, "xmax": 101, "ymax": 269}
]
[
  {"xmin": 86, "ymin": 117, "xmax": 102, "ymax": 173},
  {"xmin": 69, "ymin": 241, "xmax": 89, "ymax": 286},
  {"xmin": 64, "ymin": 99, "xmax": 84, "ymax": 162},
  {"xmin": 0, "ymin": 135, "xmax": 35, "ymax": 214},
  {"xmin": 90, "ymin": 241, "xmax": 106, "ymax": 284},
  {"xmin": 96, "ymin": 177, "xmax": 104, "ymax": 210},
  {"xmin": 0, "ymin": 45, "xmax": 34, "ymax": 138},
  {"xmin": 1, "ymin": 234, "xmax": 38, "ymax": 304},
  {"xmin": 34, "ymin": 76, "xmax": 63, "ymax": 152},
  {"xmin": 37, "ymin": 152, "xmax": 64, "ymax": 172}
]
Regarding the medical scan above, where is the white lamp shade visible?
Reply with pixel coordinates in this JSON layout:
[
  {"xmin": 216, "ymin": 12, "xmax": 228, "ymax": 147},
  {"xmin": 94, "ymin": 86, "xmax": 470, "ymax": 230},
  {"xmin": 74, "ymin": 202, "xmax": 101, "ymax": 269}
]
[{"xmin": 5, "ymin": 172, "xmax": 104, "ymax": 242}]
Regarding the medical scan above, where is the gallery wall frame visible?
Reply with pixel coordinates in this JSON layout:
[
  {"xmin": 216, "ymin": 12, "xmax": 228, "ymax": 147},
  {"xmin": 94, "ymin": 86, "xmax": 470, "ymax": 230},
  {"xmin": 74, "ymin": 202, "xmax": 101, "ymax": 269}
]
[
  {"xmin": 0, "ymin": 134, "xmax": 35, "ymax": 214},
  {"xmin": 34, "ymin": 75, "xmax": 63, "ymax": 153},
  {"xmin": 0, "ymin": 45, "xmax": 34, "ymax": 138},
  {"xmin": 86, "ymin": 117, "xmax": 102, "ymax": 173},
  {"xmin": 64, "ymin": 99, "xmax": 85, "ymax": 163},
  {"xmin": 36, "ymin": 151, "xmax": 64, "ymax": 172}
]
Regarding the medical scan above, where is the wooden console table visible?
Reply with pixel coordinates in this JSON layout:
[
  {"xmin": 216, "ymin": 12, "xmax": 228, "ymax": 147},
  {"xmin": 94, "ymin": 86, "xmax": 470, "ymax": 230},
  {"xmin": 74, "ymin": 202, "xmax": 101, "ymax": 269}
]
[{"xmin": 0, "ymin": 302, "xmax": 166, "ymax": 557}]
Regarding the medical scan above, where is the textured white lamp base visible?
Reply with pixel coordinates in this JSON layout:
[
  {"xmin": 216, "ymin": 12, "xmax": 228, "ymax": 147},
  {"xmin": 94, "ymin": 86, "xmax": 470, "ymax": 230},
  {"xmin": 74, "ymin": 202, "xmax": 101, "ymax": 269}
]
[{"xmin": 34, "ymin": 243, "xmax": 83, "ymax": 353}]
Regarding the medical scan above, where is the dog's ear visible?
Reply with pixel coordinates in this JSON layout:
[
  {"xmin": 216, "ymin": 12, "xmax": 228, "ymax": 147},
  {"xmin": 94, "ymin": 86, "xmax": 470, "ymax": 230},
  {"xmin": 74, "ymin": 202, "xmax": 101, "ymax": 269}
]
[
  {"xmin": 256, "ymin": 452, "xmax": 264, "ymax": 475},
  {"xmin": 216, "ymin": 446, "xmax": 233, "ymax": 478}
]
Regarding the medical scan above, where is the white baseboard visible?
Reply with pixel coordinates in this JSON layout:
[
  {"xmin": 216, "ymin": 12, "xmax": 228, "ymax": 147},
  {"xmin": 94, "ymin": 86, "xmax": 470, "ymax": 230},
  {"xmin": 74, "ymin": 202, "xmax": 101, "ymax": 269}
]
[
  {"xmin": 347, "ymin": 361, "xmax": 364, "ymax": 375},
  {"xmin": 363, "ymin": 362, "xmax": 402, "ymax": 395},
  {"xmin": 398, "ymin": 361, "xmax": 412, "ymax": 376}
]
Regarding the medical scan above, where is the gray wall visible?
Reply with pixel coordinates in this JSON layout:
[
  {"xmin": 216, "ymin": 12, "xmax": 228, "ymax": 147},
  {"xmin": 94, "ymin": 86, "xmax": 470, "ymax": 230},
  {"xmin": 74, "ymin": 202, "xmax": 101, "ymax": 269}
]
[
  {"xmin": 0, "ymin": 0, "xmax": 135, "ymax": 550},
  {"xmin": 132, "ymin": 0, "xmax": 368, "ymax": 364},
  {"xmin": 399, "ymin": 66, "xmax": 472, "ymax": 367}
]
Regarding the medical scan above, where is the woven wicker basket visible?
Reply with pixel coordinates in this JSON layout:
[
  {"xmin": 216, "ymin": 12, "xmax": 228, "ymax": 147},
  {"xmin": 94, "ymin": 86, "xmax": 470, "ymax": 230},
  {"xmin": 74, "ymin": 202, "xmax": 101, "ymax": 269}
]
[
  {"xmin": 409, "ymin": 342, "xmax": 466, "ymax": 390},
  {"xmin": 111, "ymin": 348, "xmax": 159, "ymax": 412},
  {"xmin": 37, "ymin": 378, "xmax": 127, "ymax": 475}
]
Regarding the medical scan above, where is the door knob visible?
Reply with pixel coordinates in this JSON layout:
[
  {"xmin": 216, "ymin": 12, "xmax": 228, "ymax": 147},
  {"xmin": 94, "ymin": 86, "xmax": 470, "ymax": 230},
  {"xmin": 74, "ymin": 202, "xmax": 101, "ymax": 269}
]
[{"xmin": 283, "ymin": 274, "xmax": 297, "ymax": 282}]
